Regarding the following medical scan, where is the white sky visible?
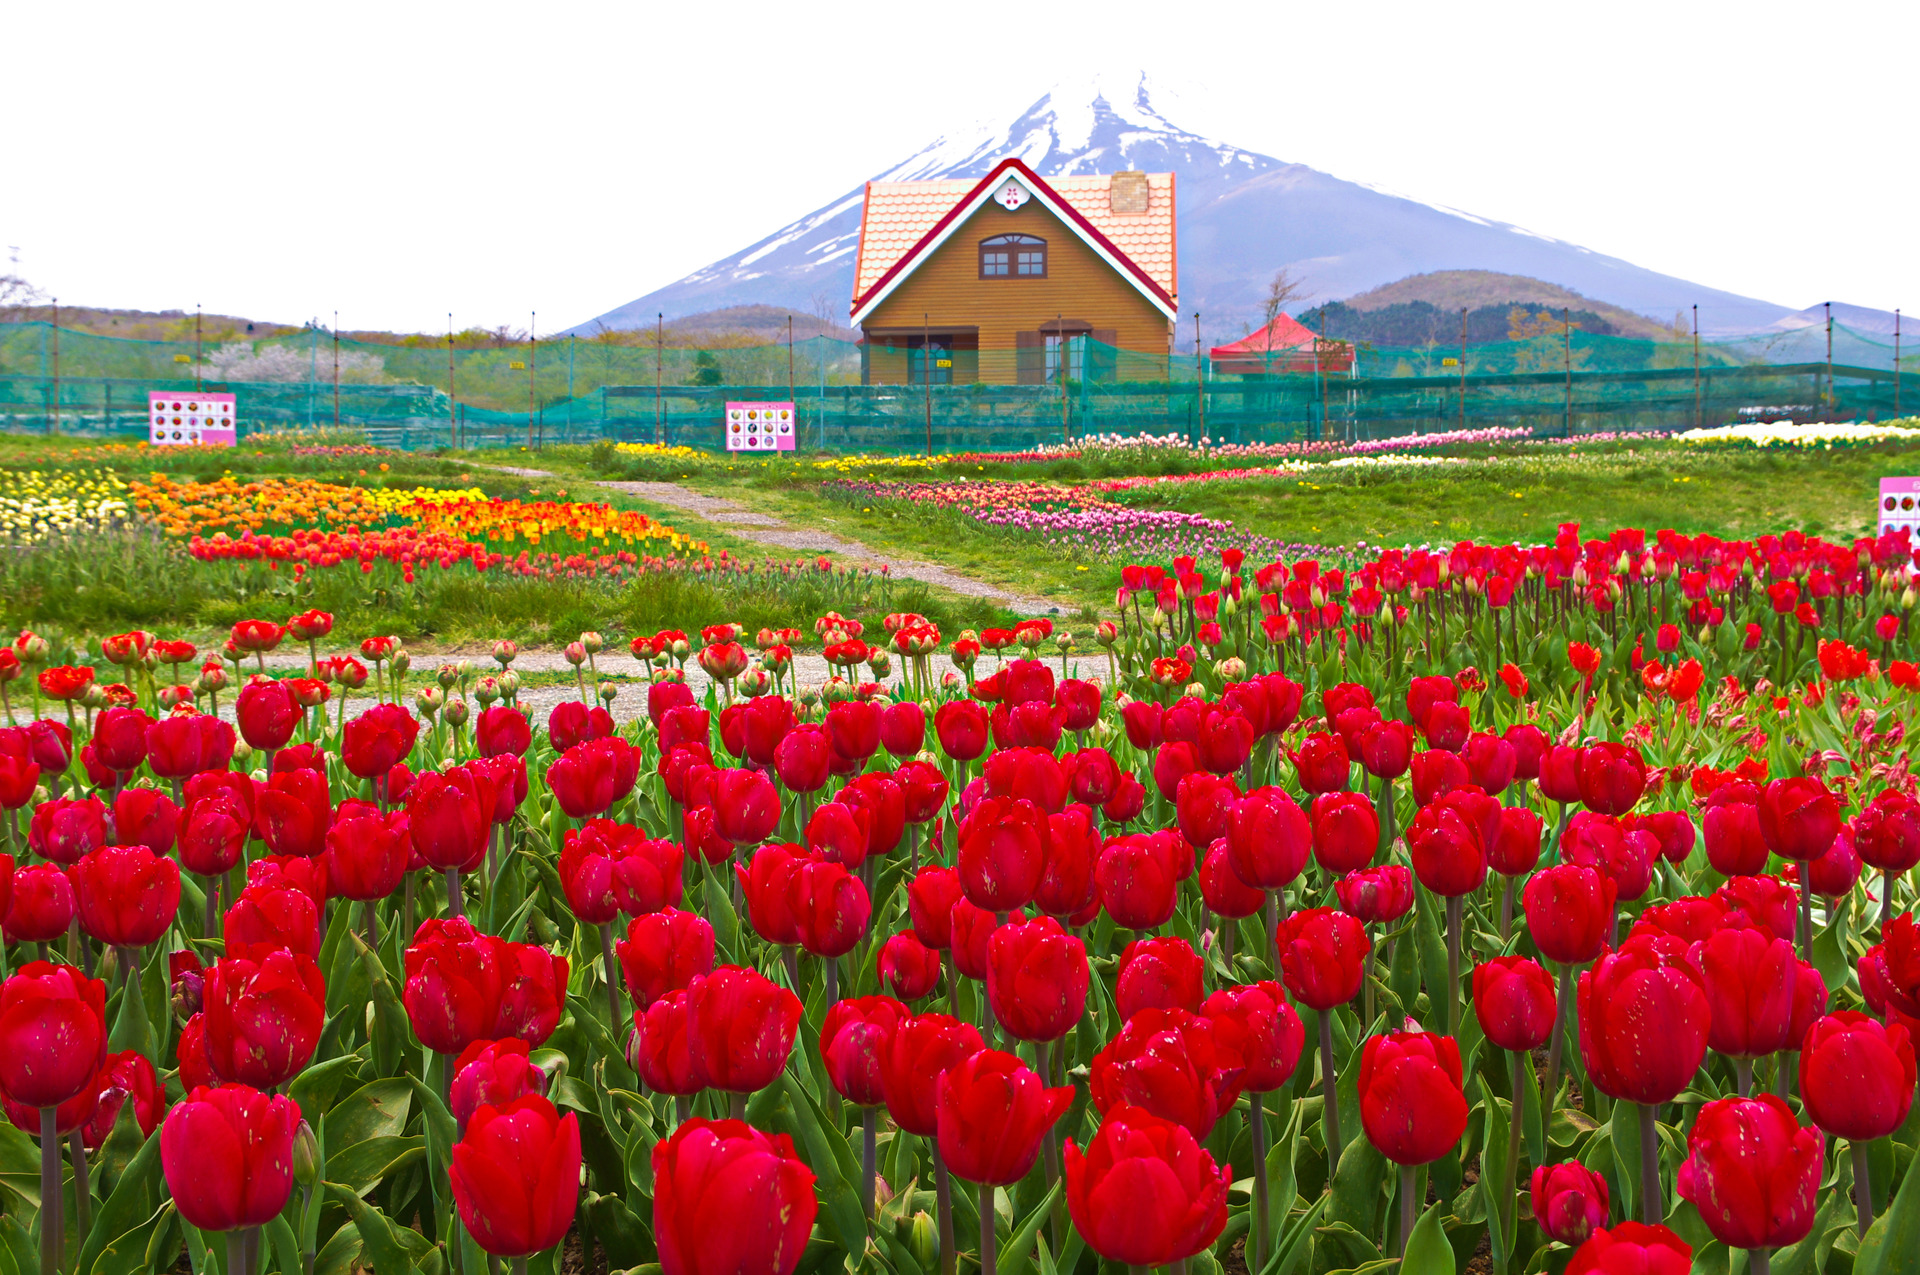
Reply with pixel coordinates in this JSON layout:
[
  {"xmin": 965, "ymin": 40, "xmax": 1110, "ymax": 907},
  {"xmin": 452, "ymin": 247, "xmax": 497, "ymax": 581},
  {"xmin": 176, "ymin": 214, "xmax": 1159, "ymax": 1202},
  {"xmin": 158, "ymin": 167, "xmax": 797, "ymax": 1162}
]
[{"xmin": 5, "ymin": 0, "xmax": 1915, "ymax": 334}]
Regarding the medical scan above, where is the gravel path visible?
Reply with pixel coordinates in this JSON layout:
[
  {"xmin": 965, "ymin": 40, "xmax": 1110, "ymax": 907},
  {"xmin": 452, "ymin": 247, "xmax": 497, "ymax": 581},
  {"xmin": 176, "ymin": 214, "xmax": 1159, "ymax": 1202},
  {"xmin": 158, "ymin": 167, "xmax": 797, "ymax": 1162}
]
[{"xmin": 489, "ymin": 467, "xmax": 1063, "ymax": 615}]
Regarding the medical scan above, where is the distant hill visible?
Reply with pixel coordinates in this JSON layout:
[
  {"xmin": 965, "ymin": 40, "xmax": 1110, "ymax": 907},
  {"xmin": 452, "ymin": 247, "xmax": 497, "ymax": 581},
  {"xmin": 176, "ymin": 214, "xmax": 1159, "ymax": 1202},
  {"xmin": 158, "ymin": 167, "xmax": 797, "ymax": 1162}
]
[
  {"xmin": 573, "ymin": 74, "xmax": 1825, "ymax": 339},
  {"xmin": 1331, "ymin": 271, "xmax": 1682, "ymax": 340}
]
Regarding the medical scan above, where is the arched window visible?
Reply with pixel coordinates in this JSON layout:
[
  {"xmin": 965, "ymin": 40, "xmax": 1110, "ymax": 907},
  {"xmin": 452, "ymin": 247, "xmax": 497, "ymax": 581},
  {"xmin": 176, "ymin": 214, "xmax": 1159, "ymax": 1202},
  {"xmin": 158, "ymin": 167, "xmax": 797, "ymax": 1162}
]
[{"xmin": 980, "ymin": 234, "xmax": 1046, "ymax": 279}]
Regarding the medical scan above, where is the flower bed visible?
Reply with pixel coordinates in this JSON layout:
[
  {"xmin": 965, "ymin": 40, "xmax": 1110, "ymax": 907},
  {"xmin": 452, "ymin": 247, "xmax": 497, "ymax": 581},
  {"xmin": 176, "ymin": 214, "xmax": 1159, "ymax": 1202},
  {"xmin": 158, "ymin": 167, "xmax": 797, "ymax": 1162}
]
[{"xmin": 1676, "ymin": 418, "xmax": 1920, "ymax": 447}]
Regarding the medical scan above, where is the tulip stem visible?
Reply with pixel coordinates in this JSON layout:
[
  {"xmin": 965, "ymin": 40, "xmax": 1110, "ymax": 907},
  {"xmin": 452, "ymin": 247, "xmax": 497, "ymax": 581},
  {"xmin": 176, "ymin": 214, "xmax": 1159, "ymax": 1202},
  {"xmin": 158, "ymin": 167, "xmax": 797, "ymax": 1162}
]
[
  {"xmin": 933, "ymin": 1144, "xmax": 956, "ymax": 1275},
  {"xmin": 1883, "ymin": 869, "xmax": 1896, "ymax": 934},
  {"xmin": 1250, "ymin": 1090, "xmax": 1270, "ymax": 1272},
  {"xmin": 598, "ymin": 923, "xmax": 624, "ymax": 1045},
  {"xmin": 39, "ymin": 1108, "xmax": 58, "ymax": 1275},
  {"xmin": 1543, "ymin": 965, "xmax": 1573, "ymax": 1122},
  {"xmin": 444, "ymin": 867, "xmax": 464, "ymax": 920},
  {"xmin": 824, "ymin": 955, "xmax": 839, "ymax": 1006},
  {"xmin": 1505, "ymin": 1049, "xmax": 1525, "ymax": 1255},
  {"xmin": 1798, "ymin": 861, "xmax": 1813, "ymax": 963},
  {"xmin": 512, "ymin": 1258, "xmax": 527, "ymax": 1275},
  {"xmin": 1750, "ymin": 1250, "xmax": 1771, "ymax": 1275},
  {"xmin": 68, "ymin": 1130, "xmax": 90, "ymax": 1238},
  {"xmin": 674, "ymin": 1094, "xmax": 690, "ymax": 1125},
  {"xmin": 1853, "ymin": 1140, "xmax": 1875, "ymax": 1237},
  {"xmin": 1320, "ymin": 1011, "xmax": 1343, "ymax": 1176},
  {"xmin": 1444, "ymin": 896, "xmax": 1462, "ymax": 1038},
  {"xmin": 1499, "ymin": 877, "xmax": 1515, "ymax": 946},
  {"xmin": 228, "ymin": 1229, "xmax": 247, "ymax": 1275},
  {"xmin": 861, "ymin": 1105, "xmax": 877, "ymax": 1219},
  {"xmin": 1038, "ymin": 1040, "xmax": 1064, "ymax": 1249},
  {"xmin": 1396, "ymin": 1163, "xmax": 1415, "ymax": 1260},
  {"xmin": 978, "ymin": 1182, "xmax": 996, "ymax": 1275},
  {"xmin": 1734, "ymin": 1057, "xmax": 1753, "ymax": 1096},
  {"xmin": 1638, "ymin": 1102, "xmax": 1660, "ymax": 1224},
  {"xmin": 363, "ymin": 900, "xmax": 378, "ymax": 952}
]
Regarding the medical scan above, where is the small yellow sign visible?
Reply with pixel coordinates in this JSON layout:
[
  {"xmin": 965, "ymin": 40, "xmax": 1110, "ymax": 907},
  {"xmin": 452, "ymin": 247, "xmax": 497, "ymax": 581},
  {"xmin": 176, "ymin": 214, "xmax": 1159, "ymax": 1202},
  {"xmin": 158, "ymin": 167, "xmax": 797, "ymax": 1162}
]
[
  {"xmin": 173, "ymin": 354, "xmax": 192, "ymax": 364},
  {"xmin": 1442, "ymin": 357, "xmax": 1459, "ymax": 367},
  {"xmin": 509, "ymin": 361, "xmax": 526, "ymax": 370}
]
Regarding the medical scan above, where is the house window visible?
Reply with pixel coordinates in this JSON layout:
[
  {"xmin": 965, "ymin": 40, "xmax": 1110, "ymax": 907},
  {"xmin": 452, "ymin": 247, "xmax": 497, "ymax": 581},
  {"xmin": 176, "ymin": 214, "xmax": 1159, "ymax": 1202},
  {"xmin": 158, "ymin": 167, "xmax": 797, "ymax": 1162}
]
[{"xmin": 980, "ymin": 234, "xmax": 1045, "ymax": 279}]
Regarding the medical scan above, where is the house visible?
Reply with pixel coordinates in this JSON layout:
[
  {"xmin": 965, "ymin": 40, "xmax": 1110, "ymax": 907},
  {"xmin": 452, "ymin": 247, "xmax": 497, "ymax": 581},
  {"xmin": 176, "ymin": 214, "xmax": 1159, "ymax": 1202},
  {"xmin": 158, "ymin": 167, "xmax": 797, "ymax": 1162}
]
[
  {"xmin": 1210, "ymin": 314, "xmax": 1355, "ymax": 377},
  {"xmin": 849, "ymin": 157, "xmax": 1177, "ymax": 385}
]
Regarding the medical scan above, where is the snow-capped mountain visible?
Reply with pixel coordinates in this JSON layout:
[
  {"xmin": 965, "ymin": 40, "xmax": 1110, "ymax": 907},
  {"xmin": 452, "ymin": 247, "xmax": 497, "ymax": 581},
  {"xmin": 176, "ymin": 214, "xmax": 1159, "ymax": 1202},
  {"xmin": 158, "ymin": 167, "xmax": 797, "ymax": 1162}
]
[{"xmin": 575, "ymin": 74, "xmax": 1804, "ymax": 337}]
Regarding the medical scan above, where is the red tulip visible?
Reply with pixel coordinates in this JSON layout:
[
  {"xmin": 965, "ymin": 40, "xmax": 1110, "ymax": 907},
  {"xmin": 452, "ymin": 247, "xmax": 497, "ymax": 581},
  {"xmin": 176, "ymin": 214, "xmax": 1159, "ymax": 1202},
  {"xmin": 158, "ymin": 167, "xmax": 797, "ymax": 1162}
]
[
  {"xmin": 548, "ymin": 700, "xmax": 614, "ymax": 751},
  {"xmin": 1201, "ymin": 981, "xmax": 1304, "ymax": 1093},
  {"xmin": 223, "ymin": 884, "xmax": 321, "ymax": 957},
  {"xmin": 451, "ymin": 1093, "xmax": 581, "ymax": 1257},
  {"xmin": 1716, "ymin": 873, "xmax": 1798, "ymax": 943},
  {"xmin": 1576, "ymin": 741, "xmax": 1646, "ymax": 816},
  {"xmin": 711, "ymin": 769, "xmax": 780, "ymax": 847},
  {"xmin": 1102, "ymin": 772, "xmax": 1148, "ymax": 825},
  {"xmin": 687, "ymin": 966, "xmax": 802, "ymax": 1094},
  {"xmin": 474, "ymin": 706, "xmax": 531, "ymax": 759},
  {"xmin": 1578, "ymin": 934, "xmax": 1711, "ymax": 1105},
  {"xmin": 1035, "ymin": 806, "xmax": 1100, "ymax": 918},
  {"xmin": 903, "ymin": 864, "xmax": 963, "ymax": 952},
  {"xmin": 1504, "ymin": 723, "xmax": 1548, "ymax": 780},
  {"xmin": 144, "ymin": 713, "xmax": 235, "ymax": 779},
  {"xmin": 739, "ymin": 696, "xmax": 795, "ymax": 767},
  {"xmin": 1057, "ymin": 678, "xmax": 1103, "ymax": 732},
  {"xmin": 1199, "ymin": 839, "xmax": 1265, "ymax": 918},
  {"xmin": 1702, "ymin": 784, "xmax": 1767, "ymax": 876},
  {"xmin": 1536, "ymin": 744, "xmax": 1583, "ymax": 805},
  {"xmin": 1096, "ymin": 831, "xmax": 1182, "ymax": 930},
  {"xmin": 28, "ymin": 795, "xmax": 106, "ymax": 864},
  {"xmin": 821, "ymin": 996, "xmax": 910, "ymax": 1105},
  {"xmin": 0, "ymin": 754, "xmax": 37, "ymax": 812},
  {"xmin": 1758, "ymin": 777, "xmax": 1842, "ymax": 862},
  {"xmin": 492, "ymin": 940, "xmax": 568, "ymax": 1048},
  {"xmin": 1420, "ymin": 700, "xmax": 1470, "ymax": 752},
  {"xmin": 1675, "ymin": 1094, "xmax": 1822, "ymax": 1250},
  {"xmin": 1463, "ymin": 731, "xmax": 1517, "ymax": 794},
  {"xmin": 1490, "ymin": 805, "xmax": 1544, "ymax": 877},
  {"xmin": 89, "ymin": 705, "xmax": 150, "ymax": 773},
  {"xmin": 1807, "ymin": 829, "xmax": 1862, "ymax": 899},
  {"xmin": 804, "ymin": 800, "xmax": 870, "ymax": 871},
  {"xmin": 1356, "ymin": 719, "xmax": 1415, "ymax": 780},
  {"xmin": 203, "ymin": 948, "xmax": 326, "ymax": 1088},
  {"xmin": 1636, "ymin": 810, "xmax": 1696, "ymax": 864},
  {"xmin": 257, "ymin": 767, "xmax": 330, "ymax": 859},
  {"xmin": 1408, "ymin": 749, "xmax": 1469, "ymax": 807},
  {"xmin": 982, "ymin": 747, "xmax": 1067, "ymax": 813},
  {"xmin": 1065, "ymin": 1104, "xmax": 1229, "ymax": 1267},
  {"xmin": 1225, "ymin": 787, "xmax": 1309, "ymax": 890},
  {"xmin": 1854, "ymin": 790, "xmax": 1920, "ymax": 873},
  {"xmin": 546, "ymin": 738, "xmax": 641, "ymax": 820},
  {"xmin": 1116, "ymin": 936, "xmax": 1203, "ymax": 1020},
  {"xmin": 1523, "ymin": 864, "xmax": 1617, "ymax": 965},
  {"xmin": 1150, "ymin": 740, "xmax": 1200, "ymax": 803},
  {"xmin": 342, "ymin": 703, "xmax": 420, "ymax": 778},
  {"xmin": 1692, "ymin": 925, "xmax": 1795, "ymax": 1059},
  {"xmin": 109, "ymin": 786, "xmax": 177, "ymax": 855},
  {"xmin": 652, "ymin": 1118, "xmax": 818, "ymax": 1275},
  {"xmin": 1799, "ymin": 1011, "xmax": 1916, "ymax": 1140},
  {"xmin": 987, "ymin": 916, "xmax": 1089, "ymax": 1042},
  {"xmin": 0, "ymin": 961, "xmax": 106, "ymax": 1106},
  {"xmin": 448, "ymin": 1038, "xmax": 546, "ymax": 1129},
  {"xmin": 934, "ymin": 700, "xmax": 990, "ymax": 762},
  {"xmin": 1566, "ymin": 1222, "xmax": 1693, "ymax": 1275},
  {"xmin": 1358, "ymin": 1030, "xmax": 1469, "ymax": 1165},
  {"xmin": 895, "ymin": 759, "xmax": 949, "ymax": 824},
  {"xmin": 787, "ymin": 858, "xmax": 870, "ymax": 959},
  {"xmin": 78, "ymin": 1050, "xmax": 164, "ymax": 1151},
  {"xmin": 1531, "ymin": 1162, "xmax": 1610, "ymax": 1247},
  {"xmin": 236, "ymin": 679, "xmax": 300, "ymax": 751},
  {"xmin": 770, "ymin": 725, "xmax": 829, "ymax": 793},
  {"xmin": 323, "ymin": 800, "xmax": 410, "ymax": 902},
  {"xmin": 616, "ymin": 908, "xmax": 714, "ymax": 1010},
  {"xmin": 1291, "ymin": 732, "xmax": 1350, "ymax": 793},
  {"xmin": 842, "ymin": 773, "xmax": 906, "ymax": 857},
  {"xmin": 876, "ymin": 932, "xmax": 941, "ymax": 1000},
  {"xmin": 1276, "ymin": 907, "xmax": 1369, "ymax": 1010},
  {"xmin": 161, "ymin": 1084, "xmax": 302, "ymax": 1231},
  {"xmin": 1405, "ymin": 674, "xmax": 1457, "ymax": 729},
  {"xmin": 880, "ymin": 1012, "xmax": 985, "ymax": 1137},
  {"xmin": 736, "ymin": 843, "xmax": 806, "ymax": 947},
  {"xmin": 936, "ymin": 1048, "xmax": 1071, "ymax": 1185},
  {"xmin": 660, "ymin": 705, "xmax": 712, "ymax": 756},
  {"xmin": 72, "ymin": 843, "xmax": 180, "ymax": 948},
  {"xmin": 1120, "ymin": 700, "xmax": 1164, "ymax": 750},
  {"xmin": 5, "ymin": 862, "xmax": 73, "ymax": 942},
  {"xmin": 404, "ymin": 917, "xmax": 506, "ymax": 1054},
  {"xmin": 1334, "ymin": 864, "xmax": 1415, "ymax": 925},
  {"xmin": 1472, "ymin": 956, "xmax": 1557, "ymax": 1052},
  {"xmin": 878, "ymin": 700, "xmax": 925, "ymax": 757},
  {"xmin": 1308, "ymin": 791, "xmax": 1377, "ymax": 875},
  {"xmin": 408, "ymin": 766, "xmax": 491, "ymax": 871},
  {"xmin": 958, "ymin": 796, "xmax": 1049, "ymax": 912},
  {"xmin": 179, "ymin": 783, "xmax": 251, "ymax": 878},
  {"xmin": 1089, "ymin": 1007, "xmax": 1244, "ymax": 1140},
  {"xmin": 1408, "ymin": 793, "xmax": 1489, "ymax": 897}
]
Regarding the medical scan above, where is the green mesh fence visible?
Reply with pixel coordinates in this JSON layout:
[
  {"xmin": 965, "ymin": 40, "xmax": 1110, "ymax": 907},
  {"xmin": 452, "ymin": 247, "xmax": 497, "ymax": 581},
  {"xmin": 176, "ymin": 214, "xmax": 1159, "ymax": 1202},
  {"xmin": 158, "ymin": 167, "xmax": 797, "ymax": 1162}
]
[{"xmin": 1, "ymin": 320, "xmax": 1913, "ymax": 453}]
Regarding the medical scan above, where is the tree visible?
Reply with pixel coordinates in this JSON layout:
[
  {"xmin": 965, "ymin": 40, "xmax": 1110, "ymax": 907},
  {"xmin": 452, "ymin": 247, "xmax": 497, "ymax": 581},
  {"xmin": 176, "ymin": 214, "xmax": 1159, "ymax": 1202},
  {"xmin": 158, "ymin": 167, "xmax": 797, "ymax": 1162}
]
[
  {"xmin": 0, "ymin": 249, "xmax": 42, "ymax": 323},
  {"xmin": 690, "ymin": 350, "xmax": 723, "ymax": 386},
  {"xmin": 1258, "ymin": 268, "xmax": 1313, "ymax": 374}
]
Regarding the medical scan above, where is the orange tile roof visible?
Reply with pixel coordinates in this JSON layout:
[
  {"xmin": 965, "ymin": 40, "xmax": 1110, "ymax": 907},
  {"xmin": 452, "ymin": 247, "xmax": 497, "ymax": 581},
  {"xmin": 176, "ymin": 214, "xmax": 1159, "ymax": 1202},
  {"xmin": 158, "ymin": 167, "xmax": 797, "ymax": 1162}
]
[{"xmin": 852, "ymin": 167, "xmax": 1176, "ymax": 311}]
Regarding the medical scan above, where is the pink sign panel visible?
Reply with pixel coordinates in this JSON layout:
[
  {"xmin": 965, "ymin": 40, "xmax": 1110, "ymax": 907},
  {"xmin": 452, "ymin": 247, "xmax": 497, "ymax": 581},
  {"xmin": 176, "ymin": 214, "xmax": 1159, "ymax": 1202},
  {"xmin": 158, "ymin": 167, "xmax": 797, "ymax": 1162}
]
[
  {"xmin": 1880, "ymin": 477, "xmax": 1920, "ymax": 536},
  {"xmin": 148, "ymin": 391, "xmax": 237, "ymax": 446},
  {"xmin": 724, "ymin": 402, "xmax": 796, "ymax": 451}
]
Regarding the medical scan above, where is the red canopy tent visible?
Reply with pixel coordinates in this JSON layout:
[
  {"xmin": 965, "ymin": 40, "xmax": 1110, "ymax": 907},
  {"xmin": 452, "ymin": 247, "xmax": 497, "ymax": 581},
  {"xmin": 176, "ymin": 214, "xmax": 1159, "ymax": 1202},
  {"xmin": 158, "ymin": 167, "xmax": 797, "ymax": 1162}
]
[{"xmin": 1209, "ymin": 314, "xmax": 1354, "ymax": 376}]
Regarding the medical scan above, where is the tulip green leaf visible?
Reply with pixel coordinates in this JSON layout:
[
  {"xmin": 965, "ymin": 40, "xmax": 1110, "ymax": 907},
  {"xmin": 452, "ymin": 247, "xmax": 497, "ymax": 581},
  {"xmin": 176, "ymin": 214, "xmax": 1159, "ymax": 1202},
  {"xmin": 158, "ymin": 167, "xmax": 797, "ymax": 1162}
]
[
  {"xmin": 1327, "ymin": 1117, "xmax": 1386, "ymax": 1241},
  {"xmin": 313, "ymin": 1221, "xmax": 363, "ymax": 1275},
  {"xmin": 328, "ymin": 1134, "xmax": 427, "ymax": 1197},
  {"xmin": 1399, "ymin": 1201, "xmax": 1455, "ymax": 1275},
  {"xmin": 291, "ymin": 1053, "xmax": 365, "ymax": 1122},
  {"xmin": 1608, "ymin": 1099, "xmax": 1640, "ymax": 1223},
  {"xmin": 105, "ymin": 970, "xmax": 152, "ymax": 1065},
  {"xmin": 1315, "ymin": 1218, "xmax": 1383, "ymax": 1271},
  {"xmin": 1413, "ymin": 889, "xmax": 1450, "ymax": 1028},
  {"xmin": 1521, "ymin": 1050, "xmax": 1546, "ymax": 1170},
  {"xmin": 317, "ymin": 883, "xmax": 355, "ymax": 983},
  {"xmin": 264, "ymin": 1215, "xmax": 303, "ymax": 1275},
  {"xmin": 1811, "ymin": 910, "xmax": 1849, "ymax": 997},
  {"xmin": 326, "ymin": 1184, "xmax": 417, "ymax": 1275},
  {"xmin": 401, "ymin": 1073, "xmax": 459, "ymax": 1177},
  {"xmin": 779, "ymin": 1073, "xmax": 869, "ymax": 1254},
  {"xmin": 1267, "ymin": 1096, "xmax": 1303, "ymax": 1229},
  {"xmin": 0, "ymin": 1120, "xmax": 40, "ymax": 1205},
  {"xmin": 1263, "ymin": 1194, "xmax": 1326, "ymax": 1275},
  {"xmin": 1475, "ymin": 1077, "xmax": 1511, "ymax": 1271},
  {"xmin": 74, "ymin": 1121, "xmax": 162, "ymax": 1275},
  {"xmin": 138, "ymin": 1204, "xmax": 180, "ymax": 1275},
  {"xmin": 1770, "ymin": 1190, "xmax": 1848, "ymax": 1275},
  {"xmin": 323, "ymin": 1077, "xmax": 414, "ymax": 1155},
  {"xmin": 1856, "ymin": 1122, "xmax": 1920, "ymax": 1275},
  {"xmin": 353, "ymin": 934, "xmax": 409, "ymax": 1078},
  {"xmin": 994, "ymin": 1177, "xmax": 1060, "ymax": 1275}
]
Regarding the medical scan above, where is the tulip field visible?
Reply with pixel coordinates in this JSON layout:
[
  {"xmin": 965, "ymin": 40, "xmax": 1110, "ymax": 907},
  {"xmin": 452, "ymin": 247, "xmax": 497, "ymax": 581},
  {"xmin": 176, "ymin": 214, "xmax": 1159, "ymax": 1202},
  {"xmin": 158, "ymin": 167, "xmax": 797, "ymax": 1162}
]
[{"xmin": 3, "ymin": 425, "xmax": 1920, "ymax": 1275}]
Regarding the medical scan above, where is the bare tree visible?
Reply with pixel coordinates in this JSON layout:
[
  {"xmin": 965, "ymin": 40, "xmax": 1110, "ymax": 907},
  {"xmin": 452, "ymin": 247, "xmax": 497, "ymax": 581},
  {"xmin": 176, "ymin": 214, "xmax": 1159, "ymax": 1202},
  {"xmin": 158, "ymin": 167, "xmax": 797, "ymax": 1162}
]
[
  {"xmin": 1259, "ymin": 268, "xmax": 1313, "ymax": 372},
  {"xmin": 808, "ymin": 290, "xmax": 837, "ymax": 330},
  {"xmin": 0, "ymin": 248, "xmax": 45, "ymax": 323}
]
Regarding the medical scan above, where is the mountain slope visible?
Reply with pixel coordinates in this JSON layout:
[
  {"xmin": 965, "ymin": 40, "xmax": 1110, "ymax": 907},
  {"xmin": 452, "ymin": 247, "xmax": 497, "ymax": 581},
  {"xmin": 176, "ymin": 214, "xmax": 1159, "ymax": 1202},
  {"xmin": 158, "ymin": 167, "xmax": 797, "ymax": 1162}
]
[{"xmin": 575, "ymin": 75, "xmax": 1802, "ymax": 338}]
